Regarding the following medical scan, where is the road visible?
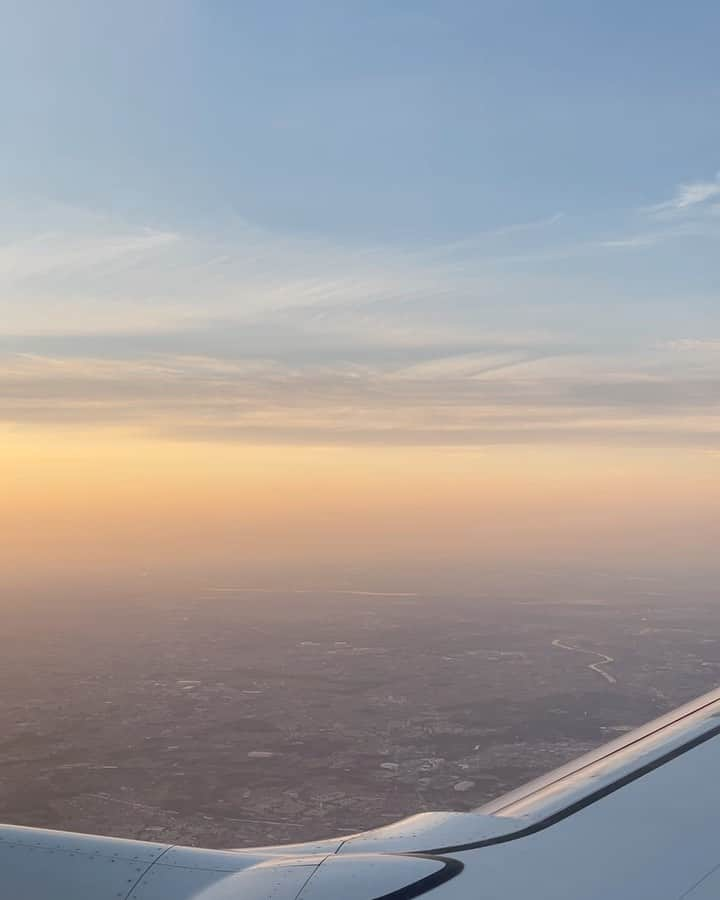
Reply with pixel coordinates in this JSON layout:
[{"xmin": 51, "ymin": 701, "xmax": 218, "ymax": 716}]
[{"xmin": 552, "ymin": 638, "xmax": 617, "ymax": 684}]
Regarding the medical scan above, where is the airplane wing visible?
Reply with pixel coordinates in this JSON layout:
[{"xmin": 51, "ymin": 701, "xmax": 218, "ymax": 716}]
[{"xmin": 4, "ymin": 685, "xmax": 720, "ymax": 899}]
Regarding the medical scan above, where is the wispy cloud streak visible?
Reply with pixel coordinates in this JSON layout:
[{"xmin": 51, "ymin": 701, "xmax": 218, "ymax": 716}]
[
  {"xmin": 1, "ymin": 179, "xmax": 718, "ymax": 448},
  {"xmin": 645, "ymin": 173, "xmax": 720, "ymax": 217},
  {"xmin": 1, "ymin": 346, "xmax": 718, "ymax": 447}
]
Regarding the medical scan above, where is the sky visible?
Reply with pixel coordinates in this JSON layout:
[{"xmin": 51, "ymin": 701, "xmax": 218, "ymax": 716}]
[{"xmin": 1, "ymin": 1, "xmax": 719, "ymax": 589}]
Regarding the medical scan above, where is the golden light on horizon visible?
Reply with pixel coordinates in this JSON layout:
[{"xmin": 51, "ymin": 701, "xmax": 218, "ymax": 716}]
[{"xmin": 3, "ymin": 426, "xmax": 718, "ymax": 592}]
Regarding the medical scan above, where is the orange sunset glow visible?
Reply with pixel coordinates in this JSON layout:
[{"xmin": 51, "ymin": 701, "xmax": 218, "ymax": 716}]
[{"xmin": 3, "ymin": 427, "xmax": 718, "ymax": 595}]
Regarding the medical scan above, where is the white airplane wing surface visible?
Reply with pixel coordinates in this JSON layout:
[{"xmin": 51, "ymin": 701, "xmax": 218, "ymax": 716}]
[{"xmin": 4, "ymin": 685, "xmax": 720, "ymax": 900}]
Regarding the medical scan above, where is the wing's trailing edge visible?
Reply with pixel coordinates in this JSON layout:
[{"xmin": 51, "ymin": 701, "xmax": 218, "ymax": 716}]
[{"xmin": 3, "ymin": 685, "xmax": 720, "ymax": 899}]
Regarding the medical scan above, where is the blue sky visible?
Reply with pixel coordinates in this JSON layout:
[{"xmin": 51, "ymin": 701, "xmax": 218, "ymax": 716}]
[
  {"xmin": 1, "ymin": 1, "xmax": 719, "ymax": 446},
  {"xmin": 3, "ymin": 0, "xmax": 719, "ymax": 237}
]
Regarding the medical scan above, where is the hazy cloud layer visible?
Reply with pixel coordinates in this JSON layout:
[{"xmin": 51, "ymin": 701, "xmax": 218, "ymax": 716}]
[
  {"xmin": 2, "ymin": 345, "xmax": 718, "ymax": 447},
  {"xmin": 1, "ymin": 180, "xmax": 719, "ymax": 447}
]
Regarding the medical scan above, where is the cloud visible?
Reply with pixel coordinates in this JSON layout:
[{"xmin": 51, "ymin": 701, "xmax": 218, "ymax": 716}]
[
  {"xmin": 0, "ymin": 190, "xmax": 718, "ymax": 450},
  {"xmin": 1, "ymin": 187, "xmax": 714, "ymax": 350},
  {"xmin": 665, "ymin": 179, "xmax": 720, "ymax": 210},
  {"xmin": 645, "ymin": 173, "xmax": 720, "ymax": 217},
  {"xmin": 0, "ymin": 228, "xmax": 178, "ymax": 281},
  {"xmin": 664, "ymin": 338, "xmax": 720, "ymax": 353},
  {"xmin": 593, "ymin": 233, "xmax": 665, "ymax": 250},
  {"xmin": 1, "ymin": 347, "xmax": 718, "ymax": 448},
  {"xmin": 586, "ymin": 173, "xmax": 720, "ymax": 250},
  {"xmin": 0, "ymin": 214, "xmax": 520, "ymax": 336},
  {"xmin": 431, "ymin": 212, "xmax": 565, "ymax": 255}
]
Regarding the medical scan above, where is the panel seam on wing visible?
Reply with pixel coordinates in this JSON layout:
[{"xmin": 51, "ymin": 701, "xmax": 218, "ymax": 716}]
[{"xmin": 122, "ymin": 844, "xmax": 176, "ymax": 900}]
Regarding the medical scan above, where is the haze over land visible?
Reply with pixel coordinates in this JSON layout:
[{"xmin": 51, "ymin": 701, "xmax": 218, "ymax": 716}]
[{"xmin": 2, "ymin": 575, "xmax": 719, "ymax": 847}]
